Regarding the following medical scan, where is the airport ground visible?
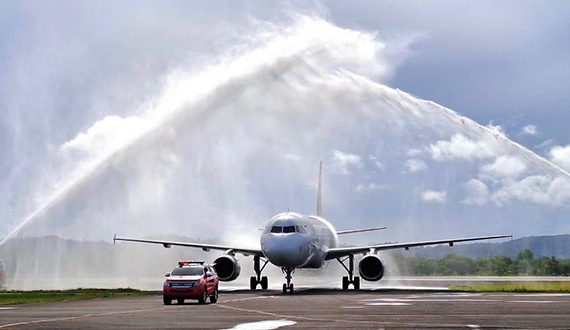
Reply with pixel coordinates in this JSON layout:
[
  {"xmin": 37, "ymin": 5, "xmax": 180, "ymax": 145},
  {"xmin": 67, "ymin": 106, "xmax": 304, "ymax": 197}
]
[{"xmin": 2, "ymin": 278, "xmax": 570, "ymax": 329}]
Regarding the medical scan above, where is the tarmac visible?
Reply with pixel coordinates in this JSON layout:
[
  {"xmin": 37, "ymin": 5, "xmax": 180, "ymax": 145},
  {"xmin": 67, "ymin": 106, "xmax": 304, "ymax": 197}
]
[{"xmin": 2, "ymin": 287, "xmax": 570, "ymax": 329}]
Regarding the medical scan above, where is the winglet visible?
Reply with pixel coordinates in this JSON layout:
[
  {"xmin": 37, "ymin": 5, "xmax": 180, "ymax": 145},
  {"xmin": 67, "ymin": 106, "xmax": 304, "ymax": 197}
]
[
  {"xmin": 113, "ymin": 233, "xmax": 117, "ymax": 245},
  {"xmin": 316, "ymin": 161, "xmax": 323, "ymax": 217}
]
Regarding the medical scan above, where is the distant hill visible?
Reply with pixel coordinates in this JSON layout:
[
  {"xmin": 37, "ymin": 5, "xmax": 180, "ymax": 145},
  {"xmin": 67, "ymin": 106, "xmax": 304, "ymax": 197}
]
[{"xmin": 392, "ymin": 234, "xmax": 570, "ymax": 259}]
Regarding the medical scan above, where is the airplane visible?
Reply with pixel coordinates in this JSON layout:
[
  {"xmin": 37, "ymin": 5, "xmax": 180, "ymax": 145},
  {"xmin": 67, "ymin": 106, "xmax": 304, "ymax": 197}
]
[{"xmin": 114, "ymin": 162, "xmax": 512, "ymax": 294}]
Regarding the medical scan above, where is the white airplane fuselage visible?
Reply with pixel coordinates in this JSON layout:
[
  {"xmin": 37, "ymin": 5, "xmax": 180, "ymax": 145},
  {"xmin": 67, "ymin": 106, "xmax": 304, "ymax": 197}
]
[{"xmin": 260, "ymin": 212, "xmax": 338, "ymax": 268}]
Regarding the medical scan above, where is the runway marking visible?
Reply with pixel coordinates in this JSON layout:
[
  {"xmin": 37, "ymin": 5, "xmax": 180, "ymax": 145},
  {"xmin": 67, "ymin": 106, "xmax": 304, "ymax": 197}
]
[
  {"xmin": 341, "ymin": 306, "xmax": 365, "ymax": 309},
  {"xmin": 221, "ymin": 319, "xmax": 296, "ymax": 330},
  {"xmin": 0, "ymin": 308, "xmax": 17, "ymax": 310},
  {"xmin": 365, "ymin": 302, "xmax": 411, "ymax": 306},
  {"xmin": 0, "ymin": 306, "xmax": 168, "ymax": 329},
  {"xmin": 214, "ymin": 301, "xmax": 474, "ymax": 328},
  {"xmin": 466, "ymin": 325, "xmax": 480, "ymax": 328},
  {"xmin": 221, "ymin": 296, "xmax": 275, "ymax": 304},
  {"xmin": 509, "ymin": 300, "xmax": 555, "ymax": 304}
]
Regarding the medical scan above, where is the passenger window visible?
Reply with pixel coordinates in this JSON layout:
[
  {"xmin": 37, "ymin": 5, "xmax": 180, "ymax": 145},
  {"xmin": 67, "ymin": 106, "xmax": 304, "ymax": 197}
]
[
  {"xmin": 296, "ymin": 226, "xmax": 306, "ymax": 234},
  {"xmin": 283, "ymin": 226, "xmax": 295, "ymax": 233},
  {"xmin": 270, "ymin": 226, "xmax": 282, "ymax": 233}
]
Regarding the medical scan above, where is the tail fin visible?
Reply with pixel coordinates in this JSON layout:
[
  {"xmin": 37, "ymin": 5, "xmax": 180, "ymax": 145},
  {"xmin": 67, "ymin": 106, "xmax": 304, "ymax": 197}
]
[{"xmin": 316, "ymin": 161, "xmax": 323, "ymax": 217}]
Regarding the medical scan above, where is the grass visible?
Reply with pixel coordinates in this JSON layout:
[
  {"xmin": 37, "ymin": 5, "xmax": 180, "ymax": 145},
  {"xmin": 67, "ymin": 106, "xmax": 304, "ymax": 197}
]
[
  {"xmin": 450, "ymin": 282, "xmax": 570, "ymax": 293},
  {"xmin": 0, "ymin": 288, "xmax": 153, "ymax": 305}
]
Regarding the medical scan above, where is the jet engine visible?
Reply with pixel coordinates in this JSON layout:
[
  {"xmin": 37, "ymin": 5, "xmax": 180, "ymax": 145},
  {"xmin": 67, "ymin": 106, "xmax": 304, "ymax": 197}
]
[
  {"xmin": 213, "ymin": 255, "xmax": 241, "ymax": 281},
  {"xmin": 358, "ymin": 254, "xmax": 385, "ymax": 281}
]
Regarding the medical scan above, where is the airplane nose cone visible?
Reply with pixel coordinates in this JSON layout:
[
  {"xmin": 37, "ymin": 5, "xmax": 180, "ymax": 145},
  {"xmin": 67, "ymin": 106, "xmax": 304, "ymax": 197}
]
[{"xmin": 262, "ymin": 234, "xmax": 310, "ymax": 267}]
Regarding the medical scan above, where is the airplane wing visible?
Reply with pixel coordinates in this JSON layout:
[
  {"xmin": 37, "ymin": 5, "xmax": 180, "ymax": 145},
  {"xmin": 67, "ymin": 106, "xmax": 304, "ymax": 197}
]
[
  {"xmin": 336, "ymin": 226, "xmax": 387, "ymax": 235},
  {"xmin": 113, "ymin": 235, "xmax": 263, "ymax": 257},
  {"xmin": 325, "ymin": 234, "xmax": 512, "ymax": 260}
]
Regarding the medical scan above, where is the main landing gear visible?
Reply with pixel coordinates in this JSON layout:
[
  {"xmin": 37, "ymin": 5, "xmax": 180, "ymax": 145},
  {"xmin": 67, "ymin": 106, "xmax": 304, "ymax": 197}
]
[
  {"xmin": 282, "ymin": 267, "xmax": 294, "ymax": 294},
  {"xmin": 250, "ymin": 255, "xmax": 269, "ymax": 290},
  {"xmin": 337, "ymin": 254, "xmax": 360, "ymax": 290}
]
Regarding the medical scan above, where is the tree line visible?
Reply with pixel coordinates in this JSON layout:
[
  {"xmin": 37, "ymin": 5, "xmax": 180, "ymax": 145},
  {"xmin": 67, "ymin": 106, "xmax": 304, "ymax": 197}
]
[{"xmin": 392, "ymin": 249, "xmax": 570, "ymax": 276}]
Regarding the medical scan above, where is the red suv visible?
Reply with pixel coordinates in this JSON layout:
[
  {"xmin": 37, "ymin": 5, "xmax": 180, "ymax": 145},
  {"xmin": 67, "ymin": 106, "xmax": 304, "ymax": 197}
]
[{"xmin": 163, "ymin": 261, "xmax": 219, "ymax": 305}]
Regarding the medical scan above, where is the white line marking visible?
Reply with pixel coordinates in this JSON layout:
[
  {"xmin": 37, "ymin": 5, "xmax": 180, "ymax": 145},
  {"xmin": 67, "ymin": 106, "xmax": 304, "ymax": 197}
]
[
  {"xmin": 466, "ymin": 325, "xmax": 480, "ymax": 328},
  {"xmin": 0, "ymin": 308, "xmax": 17, "ymax": 310},
  {"xmin": 509, "ymin": 300, "xmax": 555, "ymax": 303},
  {"xmin": 220, "ymin": 319, "xmax": 297, "ymax": 330},
  {"xmin": 365, "ymin": 302, "xmax": 411, "ymax": 306},
  {"xmin": 341, "ymin": 306, "xmax": 365, "ymax": 309}
]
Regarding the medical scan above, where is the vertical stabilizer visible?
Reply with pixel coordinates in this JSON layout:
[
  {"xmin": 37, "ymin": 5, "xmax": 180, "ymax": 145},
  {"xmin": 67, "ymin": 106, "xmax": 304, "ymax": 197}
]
[{"xmin": 316, "ymin": 161, "xmax": 323, "ymax": 217}]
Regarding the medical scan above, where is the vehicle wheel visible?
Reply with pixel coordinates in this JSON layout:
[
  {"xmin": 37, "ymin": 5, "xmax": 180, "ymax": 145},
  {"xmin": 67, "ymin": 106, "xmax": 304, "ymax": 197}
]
[
  {"xmin": 250, "ymin": 276, "xmax": 257, "ymax": 290},
  {"xmin": 177, "ymin": 299, "xmax": 184, "ymax": 305},
  {"xmin": 261, "ymin": 276, "xmax": 268, "ymax": 290},
  {"xmin": 163, "ymin": 297, "xmax": 172, "ymax": 305},
  {"xmin": 342, "ymin": 276, "xmax": 349, "ymax": 290},
  {"xmin": 198, "ymin": 286, "xmax": 207, "ymax": 304},
  {"xmin": 289, "ymin": 283, "xmax": 294, "ymax": 293},
  {"xmin": 353, "ymin": 276, "xmax": 360, "ymax": 290},
  {"xmin": 210, "ymin": 286, "xmax": 218, "ymax": 303},
  {"xmin": 282, "ymin": 283, "xmax": 287, "ymax": 294}
]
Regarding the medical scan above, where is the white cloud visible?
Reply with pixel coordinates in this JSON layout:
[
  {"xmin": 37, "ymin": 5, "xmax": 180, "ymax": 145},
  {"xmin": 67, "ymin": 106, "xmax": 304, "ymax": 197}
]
[
  {"xmin": 284, "ymin": 154, "xmax": 301, "ymax": 161},
  {"xmin": 420, "ymin": 190, "xmax": 447, "ymax": 204},
  {"xmin": 330, "ymin": 150, "xmax": 363, "ymax": 175},
  {"xmin": 429, "ymin": 134, "xmax": 497, "ymax": 161},
  {"xmin": 520, "ymin": 124, "xmax": 538, "ymax": 136},
  {"xmin": 355, "ymin": 182, "xmax": 389, "ymax": 192},
  {"xmin": 404, "ymin": 158, "xmax": 427, "ymax": 173},
  {"xmin": 490, "ymin": 175, "xmax": 570, "ymax": 206},
  {"xmin": 369, "ymin": 155, "xmax": 385, "ymax": 170},
  {"xmin": 480, "ymin": 155, "xmax": 527, "ymax": 179},
  {"xmin": 406, "ymin": 148, "xmax": 423, "ymax": 157},
  {"xmin": 549, "ymin": 145, "xmax": 570, "ymax": 172},
  {"xmin": 462, "ymin": 179, "xmax": 489, "ymax": 206}
]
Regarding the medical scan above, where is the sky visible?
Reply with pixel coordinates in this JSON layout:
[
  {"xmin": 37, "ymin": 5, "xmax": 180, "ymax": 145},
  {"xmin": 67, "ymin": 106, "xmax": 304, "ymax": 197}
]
[{"xmin": 1, "ymin": 1, "xmax": 570, "ymax": 246}]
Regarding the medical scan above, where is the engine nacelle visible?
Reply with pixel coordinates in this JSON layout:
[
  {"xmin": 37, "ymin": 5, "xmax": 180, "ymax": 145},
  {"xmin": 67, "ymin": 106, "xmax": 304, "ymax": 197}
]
[
  {"xmin": 213, "ymin": 255, "xmax": 241, "ymax": 281},
  {"xmin": 358, "ymin": 254, "xmax": 385, "ymax": 281}
]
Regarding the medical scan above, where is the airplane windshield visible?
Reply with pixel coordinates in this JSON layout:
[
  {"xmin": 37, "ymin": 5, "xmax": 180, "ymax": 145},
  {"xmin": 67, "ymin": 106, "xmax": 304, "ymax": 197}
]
[
  {"xmin": 296, "ymin": 226, "xmax": 307, "ymax": 234},
  {"xmin": 283, "ymin": 226, "xmax": 295, "ymax": 233},
  {"xmin": 270, "ymin": 226, "xmax": 282, "ymax": 233}
]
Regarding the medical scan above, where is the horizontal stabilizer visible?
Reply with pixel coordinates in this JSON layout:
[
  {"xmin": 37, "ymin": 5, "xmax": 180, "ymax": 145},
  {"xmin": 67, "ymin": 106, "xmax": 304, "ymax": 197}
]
[{"xmin": 336, "ymin": 226, "xmax": 387, "ymax": 235}]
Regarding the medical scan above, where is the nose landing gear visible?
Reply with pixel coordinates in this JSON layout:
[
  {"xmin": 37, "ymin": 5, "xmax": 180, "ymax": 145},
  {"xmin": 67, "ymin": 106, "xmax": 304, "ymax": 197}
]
[
  {"xmin": 337, "ymin": 254, "xmax": 360, "ymax": 290},
  {"xmin": 250, "ymin": 255, "xmax": 269, "ymax": 290},
  {"xmin": 281, "ymin": 267, "xmax": 295, "ymax": 294}
]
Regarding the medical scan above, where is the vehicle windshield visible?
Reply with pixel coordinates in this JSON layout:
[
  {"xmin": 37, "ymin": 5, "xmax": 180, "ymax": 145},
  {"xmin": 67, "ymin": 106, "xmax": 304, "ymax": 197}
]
[{"xmin": 171, "ymin": 266, "xmax": 203, "ymax": 276}]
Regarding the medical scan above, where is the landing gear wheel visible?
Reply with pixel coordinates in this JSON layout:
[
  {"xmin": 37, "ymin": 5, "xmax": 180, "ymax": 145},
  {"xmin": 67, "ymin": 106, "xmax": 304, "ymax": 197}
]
[
  {"xmin": 261, "ymin": 276, "xmax": 268, "ymax": 290},
  {"xmin": 177, "ymin": 298, "xmax": 184, "ymax": 305},
  {"xmin": 210, "ymin": 286, "xmax": 218, "ymax": 303},
  {"xmin": 342, "ymin": 276, "xmax": 349, "ymax": 290},
  {"xmin": 163, "ymin": 297, "xmax": 172, "ymax": 305},
  {"xmin": 353, "ymin": 276, "xmax": 360, "ymax": 290},
  {"xmin": 198, "ymin": 286, "xmax": 207, "ymax": 304},
  {"xmin": 289, "ymin": 283, "xmax": 294, "ymax": 293},
  {"xmin": 282, "ymin": 283, "xmax": 287, "ymax": 294},
  {"xmin": 250, "ymin": 276, "xmax": 257, "ymax": 290}
]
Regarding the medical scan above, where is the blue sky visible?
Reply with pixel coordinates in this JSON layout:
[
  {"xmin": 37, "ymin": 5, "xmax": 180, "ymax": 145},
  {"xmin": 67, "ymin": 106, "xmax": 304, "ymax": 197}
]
[{"xmin": 1, "ymin": 1, "xmax": 570, "ymax": 244}]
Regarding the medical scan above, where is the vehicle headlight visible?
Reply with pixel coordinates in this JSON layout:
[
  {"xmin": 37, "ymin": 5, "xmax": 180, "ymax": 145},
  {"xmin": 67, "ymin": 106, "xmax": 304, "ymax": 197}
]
[{"xmin": 164, "ymin": 282, "xmax": 171, "ymax": 287}]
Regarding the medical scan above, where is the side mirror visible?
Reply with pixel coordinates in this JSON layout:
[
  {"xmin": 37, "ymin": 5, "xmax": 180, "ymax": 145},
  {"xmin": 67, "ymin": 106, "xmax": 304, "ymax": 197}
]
[
  {"xmin": 206, "ymin": 271, "xmax": 213, "ymax": 278},
  {"xmin": 164, "ymin": 272, "xmax": 171, "ymax": 277}
]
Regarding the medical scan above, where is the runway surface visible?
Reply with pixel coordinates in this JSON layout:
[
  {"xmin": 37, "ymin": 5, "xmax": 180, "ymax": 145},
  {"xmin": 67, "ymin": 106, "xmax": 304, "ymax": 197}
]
[{"xmin": 2, "ymin": 288, "xmax": 570, "ymax": 329}]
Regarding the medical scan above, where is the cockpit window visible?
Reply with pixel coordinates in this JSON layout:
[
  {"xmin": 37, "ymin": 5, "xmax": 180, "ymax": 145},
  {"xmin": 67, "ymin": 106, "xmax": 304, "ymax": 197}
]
[
  {"xmin": 296, "ymin": 226, "xmax": 307, "ymax": 234},
  {"xmin": 283, "ymin": 226, "xmax": 296, "ymax": 233},
  {"xmin": 270, "ymin": 226, "xmax": 282, "ymax": 233}
]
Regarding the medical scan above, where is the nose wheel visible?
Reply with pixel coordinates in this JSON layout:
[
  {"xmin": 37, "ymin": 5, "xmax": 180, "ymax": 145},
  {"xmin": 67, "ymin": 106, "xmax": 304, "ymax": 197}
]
[
  {"xmin": 282, "ymin": 267, "xmax": 295, "ymax": 294},
  {"xmin": 337, "ymin": 255, "xmax": 360, "ymax": 290},
  {"xmin": 250, "ymin": 255, "xmax": 269, "ymax": 290}
]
